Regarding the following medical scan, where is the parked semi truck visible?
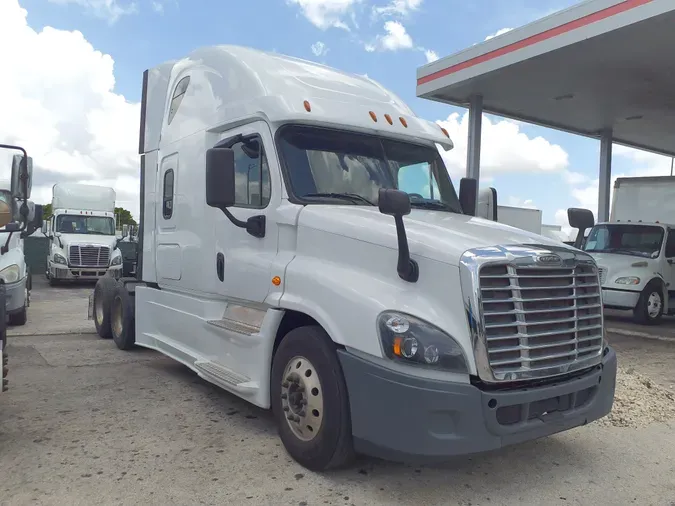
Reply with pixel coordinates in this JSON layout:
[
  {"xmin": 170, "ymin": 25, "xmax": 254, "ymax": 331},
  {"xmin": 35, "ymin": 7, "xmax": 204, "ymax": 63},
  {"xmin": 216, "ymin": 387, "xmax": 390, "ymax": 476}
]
[
  {"xmin": 0, "ymin": 144, "xmax": 39, "ymax": 393},
  {"xmin": 570, "ymin": 176, "xmax": 675, "ymax": 324},
  {"xmin": 91, "ymin": 46, "xmax": 616, "ymax": 470},
  {"xmin": 43, "ymin": 183, "xmax": 123, "ymax": 285}
]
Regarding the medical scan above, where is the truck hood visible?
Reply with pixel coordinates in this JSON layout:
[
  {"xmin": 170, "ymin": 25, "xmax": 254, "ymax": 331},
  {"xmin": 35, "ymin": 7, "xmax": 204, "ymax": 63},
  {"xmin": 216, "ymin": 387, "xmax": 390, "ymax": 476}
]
[
  {"xmin": 298, "ymin": 206, "xmax": 570, "ymax": 265},
  {"xmin": 57, "ymin": 233, "xmax": 117, "ymax": 250}
]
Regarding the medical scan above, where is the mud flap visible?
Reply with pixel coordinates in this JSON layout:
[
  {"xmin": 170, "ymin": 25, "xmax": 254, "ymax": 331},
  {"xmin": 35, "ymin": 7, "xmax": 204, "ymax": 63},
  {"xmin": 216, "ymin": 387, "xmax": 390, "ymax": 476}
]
[{"xmin": 88, "ymin": 292, "xmax": 94, "ymax": 320}]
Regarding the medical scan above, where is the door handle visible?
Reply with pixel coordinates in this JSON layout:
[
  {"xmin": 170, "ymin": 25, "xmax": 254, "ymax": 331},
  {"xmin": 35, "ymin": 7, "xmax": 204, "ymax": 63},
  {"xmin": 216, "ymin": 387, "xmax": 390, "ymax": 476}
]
[{"xmin": 216, "ymin": 252, "xmax": 224, "ymax": 282}]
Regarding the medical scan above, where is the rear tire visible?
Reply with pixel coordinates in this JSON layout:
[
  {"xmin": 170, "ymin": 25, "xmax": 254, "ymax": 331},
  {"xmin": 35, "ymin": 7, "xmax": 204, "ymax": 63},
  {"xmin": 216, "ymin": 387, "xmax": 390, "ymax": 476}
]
[
  {"xmin": 634, "ymin": 282, "xmax": 663, "ymax": 325},
  {"xmin": 93, "ymin": 277, "xmax": 118, "ymax": 339},
  {"xmin": 270, "ymin": 325, "xmax": 354, "ymax": 471},
  {"xmin": 111, "ymin": 283, "xmax": 135, "ymax": 350}
]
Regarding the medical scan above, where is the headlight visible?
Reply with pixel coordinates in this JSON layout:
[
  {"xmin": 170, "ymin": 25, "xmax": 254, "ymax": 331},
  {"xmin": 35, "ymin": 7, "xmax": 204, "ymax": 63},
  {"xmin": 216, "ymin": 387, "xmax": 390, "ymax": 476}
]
[
  {"xmin": 53, "ymin": 253, "xmax": 67, "ymax": 265},
  {"xmin": 615, "ymin": 276, "xmax": 640, "ymax": 285},
  {"xmin": 0, "ymin": 264, "xmax": 20, "ymax": 284},
  {"xmin": 110, "ymin": 255, "xmax": 122, "ymax": 266},
  {"xmin": 377, "ymin": 311, "xmax": 468, "ymax": 373}
]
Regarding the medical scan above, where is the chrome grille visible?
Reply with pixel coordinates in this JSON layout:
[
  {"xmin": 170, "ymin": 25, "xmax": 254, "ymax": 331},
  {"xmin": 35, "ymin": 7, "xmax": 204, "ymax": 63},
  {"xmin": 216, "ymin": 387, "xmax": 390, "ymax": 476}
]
[
  {"xmin": 69, "ymin": 245, "xmax": 110, "ymax": 267},
  {"xmin": 598, "ymin": 267, "xmax": 607, "ymax": 284},
  {"xmin": 479, "ymin": 262, "xmax": 603, "ymax": 380}
]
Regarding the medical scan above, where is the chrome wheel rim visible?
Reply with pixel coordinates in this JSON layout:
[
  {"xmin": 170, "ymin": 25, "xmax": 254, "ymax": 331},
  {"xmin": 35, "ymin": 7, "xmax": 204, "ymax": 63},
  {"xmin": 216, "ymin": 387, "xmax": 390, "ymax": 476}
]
[
  {"xmin": 111, "ymin": 296, "xmax": 123, "ymax": 337},
  {"xmin": 280, "ymin": 356, "xmax": 324, "ymax": 442},
  {"xmin": 95, "ymin": 293, "xmax": 105, "ymax": 325},
  {"xmin": 647, "ymin": 292, "xmax": 662, "ymax": 318}
]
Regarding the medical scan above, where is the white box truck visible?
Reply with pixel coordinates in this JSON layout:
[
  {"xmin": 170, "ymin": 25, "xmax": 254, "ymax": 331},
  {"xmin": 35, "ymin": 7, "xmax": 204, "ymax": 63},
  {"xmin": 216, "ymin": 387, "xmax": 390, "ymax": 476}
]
[
  {"xmin": 573, "ymin": 175, "xmax": 675, "ymax": 324},
  {"xmin": 90, "ymin": 46, "xmax": 616, "ymax": 470},
  {"xmin": 43, "ymin": 183, "xmax": 123, "ymax": 285},
  {"xmin": 0, "ymin": 143, "xmax": 41, "ymax": 393}
]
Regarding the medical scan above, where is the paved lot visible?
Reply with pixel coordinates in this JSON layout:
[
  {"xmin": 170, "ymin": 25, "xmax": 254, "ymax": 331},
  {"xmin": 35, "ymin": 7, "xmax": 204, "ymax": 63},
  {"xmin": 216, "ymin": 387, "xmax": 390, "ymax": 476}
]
[{"xmin": 1, "ymin": 280, "xmax": 674, "ymax": 506}]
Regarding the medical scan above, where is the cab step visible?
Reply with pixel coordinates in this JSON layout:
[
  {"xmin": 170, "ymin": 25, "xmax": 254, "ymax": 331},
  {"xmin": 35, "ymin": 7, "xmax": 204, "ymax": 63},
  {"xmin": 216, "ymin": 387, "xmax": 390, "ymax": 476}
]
[{"xmin": 193, "ymin": 360, "xmax": 258, "ymax": 394}]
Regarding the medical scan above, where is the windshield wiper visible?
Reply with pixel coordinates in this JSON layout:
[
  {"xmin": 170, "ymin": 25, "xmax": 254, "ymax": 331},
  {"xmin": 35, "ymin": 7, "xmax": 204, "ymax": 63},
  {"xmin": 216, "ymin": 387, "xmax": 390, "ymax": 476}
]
[
  {"xmin": 304, "ymin": 192, "xmax": 375, "ymax": 206},
  {"xmin": 409, "ymin": 199, "xmax": 455, "ymax": 212}
]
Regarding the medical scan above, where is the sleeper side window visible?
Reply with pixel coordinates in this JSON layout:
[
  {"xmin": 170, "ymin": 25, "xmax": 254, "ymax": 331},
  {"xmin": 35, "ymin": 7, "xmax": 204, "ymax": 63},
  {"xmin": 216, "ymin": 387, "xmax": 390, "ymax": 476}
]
[
  {"xmin": 163, "ymin": 169, "xmax": 174, "ymax": 219},
  {"xmin": 666, "ymin": 228, "xmax": 675, "ymax": 258},
  {"xmin": 230, "ymin": 136, "xmax": 271, "ymax": 208},
  {"xmin": 168, "ymin": 76, "xmax": 190, "ymax": 125}
]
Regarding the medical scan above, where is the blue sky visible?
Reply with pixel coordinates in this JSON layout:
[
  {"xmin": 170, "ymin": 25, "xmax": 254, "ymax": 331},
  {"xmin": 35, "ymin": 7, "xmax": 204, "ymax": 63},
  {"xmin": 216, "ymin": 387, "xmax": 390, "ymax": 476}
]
[{"xmin": 7, "ymin": 0, "xmax": 673, "ymax": 227}]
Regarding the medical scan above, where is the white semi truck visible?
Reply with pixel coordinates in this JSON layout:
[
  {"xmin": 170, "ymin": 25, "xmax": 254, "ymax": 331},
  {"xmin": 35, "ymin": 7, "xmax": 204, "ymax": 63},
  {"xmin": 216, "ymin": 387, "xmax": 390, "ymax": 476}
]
[
  {"xmin": 0, "ymin": 144, "xmax": 40, "ymax": 393},
  {"xmin": 90, "ymin": 46, "xmax": 616, "ymax": 470},
  {"xmin": 571, "ymin": 175, "xmax": 675, "ymax": 325},
  {"xmin": 43, "ymin": 183, "xmax": 123, "ymax": 285}
]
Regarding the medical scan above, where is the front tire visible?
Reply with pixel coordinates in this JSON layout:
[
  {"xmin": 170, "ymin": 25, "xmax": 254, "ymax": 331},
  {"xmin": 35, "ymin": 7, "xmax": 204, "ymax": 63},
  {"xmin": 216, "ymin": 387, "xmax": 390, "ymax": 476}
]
[
  {"xmin": 8, "ymin": 305, "xmax": 27, "ymax": 326},
  {"xmin": 634, "ymin": 283, "xmax": 663, "ymax": 325},
  {"xmin": 111, "ymin": 283, "xmax": 135, "ymax": 350},
  {"xmin": 93, "ymin": 277, "xmax": 118, "ymax": 338},
  {"xmin": 270, "ymin": 325, "xmax": 354, "ymax": 471}
]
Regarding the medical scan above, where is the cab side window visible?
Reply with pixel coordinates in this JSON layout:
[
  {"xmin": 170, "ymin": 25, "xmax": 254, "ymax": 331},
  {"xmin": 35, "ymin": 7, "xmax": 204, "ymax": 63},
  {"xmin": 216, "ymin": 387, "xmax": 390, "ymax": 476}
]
[
  {"xmin": 665, "ymin": 228, "xmax": 675, "ymax": 257},
  {"xmin": 168, "ymin": 76, "xmax": 190, "ymax": 125},
  {"xmin": 231, "ymin": 136, "xmax": 271, "ymax": 208}
]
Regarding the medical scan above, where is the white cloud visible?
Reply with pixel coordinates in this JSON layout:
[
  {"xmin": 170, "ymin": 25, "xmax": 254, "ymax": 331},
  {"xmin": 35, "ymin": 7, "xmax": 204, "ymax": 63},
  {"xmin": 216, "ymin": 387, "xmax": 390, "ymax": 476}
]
[
  {"xmin": 373, "ymin": 0, "xmax": 422, "ymax": 17},
  {"xmin": 436, "ymin": 112, "xmax": 569, "ymax": 179},
  {"xmin": 369, "ymin": 20, "xmax": 413, "ymax": 51},
  {"xmin": 151, "ymin": 1, "xmax": 163, "ymax": 13},
  {"xmin": 47, "ymin": 0, "xmax": 138, "ymax": 23},
  {"xmin": 311, "ymin": 41, "xmax": 328, "ymax": 57},
  {"xmin": 424, "ymin": 49, "xmax": 438, "ymax": 63},
  {"xmin": 485, "ymin": 27, "xmax": 513, "ymax": 41},
  {"xmin": 0, "ymin": 0, "xmax": 141, "ymax": 217},
  {"xmin": 505, "ymin": 196, "xmax": 537, "ymax": 209},
  {"xmin": 287, "ymin": 0, "xmax": 360, "ymax": 30}
]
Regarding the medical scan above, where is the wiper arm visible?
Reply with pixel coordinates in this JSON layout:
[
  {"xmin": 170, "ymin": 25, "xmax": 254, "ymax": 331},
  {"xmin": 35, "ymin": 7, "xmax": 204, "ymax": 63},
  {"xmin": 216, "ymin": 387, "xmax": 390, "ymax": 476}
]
[
  {"xmin": 409, "ymin": 200, "xmax": 454, "ymax": 212},
  {"xmin": 304, "ymin": 192, "xmax": 375, "ymax": 206}
]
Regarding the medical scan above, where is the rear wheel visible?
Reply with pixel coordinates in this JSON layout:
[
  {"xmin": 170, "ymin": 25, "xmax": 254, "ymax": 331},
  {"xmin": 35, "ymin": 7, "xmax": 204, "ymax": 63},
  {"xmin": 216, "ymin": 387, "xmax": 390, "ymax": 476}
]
[
  {"xmin": 93, "ymin": 277, "xmax": 118, "ymax": 338},
  {"xmin": 111, "ymin": 283, "xmax": 135, "ymax": 350},
  {"xmin": 634, "ymin": 282, "xmax": 663, "ymax": 325},
  {"xmin": 270, "ymin": 325, "xmax": 354, "ymax": 471}
]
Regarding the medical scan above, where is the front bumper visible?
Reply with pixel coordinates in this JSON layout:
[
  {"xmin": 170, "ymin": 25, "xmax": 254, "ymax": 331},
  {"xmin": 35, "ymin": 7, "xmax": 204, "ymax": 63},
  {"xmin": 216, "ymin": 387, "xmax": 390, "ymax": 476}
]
[
  {"xmin": 4, "ymin": 276, "xmax": 26, "ymax": 313},
  {"xmin": 338, "ymin": 347, "xmax": 617, "ymax": 464},
  {"xmin": 601, "ymin": 287, "xmax": 640, "ymax": 310},
  {"xmin": 50, "ymin": 262, "xmax": 122, "ymax": 281}
]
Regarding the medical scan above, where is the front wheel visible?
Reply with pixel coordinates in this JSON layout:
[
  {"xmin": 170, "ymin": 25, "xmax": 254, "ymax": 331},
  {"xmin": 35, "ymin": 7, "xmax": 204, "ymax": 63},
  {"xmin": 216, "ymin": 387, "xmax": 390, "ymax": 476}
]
[
  {"xmin": 634, "ymin": 284, "xmax": 663, "ymax": 325},
  {"xmin": 270, "ymin": 325, "xmax": 354, "ymax": 471}
]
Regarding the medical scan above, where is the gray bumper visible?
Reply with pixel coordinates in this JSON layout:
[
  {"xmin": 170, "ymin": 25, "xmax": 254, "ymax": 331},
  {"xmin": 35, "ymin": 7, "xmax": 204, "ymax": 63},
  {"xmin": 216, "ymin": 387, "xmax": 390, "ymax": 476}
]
[
  {"xmin": 50, "ymin": 263, "xmax": 122, "ymax": 281},
  {"xmin": 601, "ymin": 288, "xmax": 640, "ymax": 310},
  {"xmin": 338, "ymin": 347, "xmax": 617, "ymax": 464},
  {"xmin": 4, "ymin": 276, "xmax": 26, "ymax": 313}
]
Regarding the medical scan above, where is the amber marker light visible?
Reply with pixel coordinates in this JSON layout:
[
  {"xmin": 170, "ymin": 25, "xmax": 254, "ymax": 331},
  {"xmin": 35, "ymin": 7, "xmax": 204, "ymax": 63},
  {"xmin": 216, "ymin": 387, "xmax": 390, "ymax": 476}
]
[{"xmin": 272, "ymin": 276, "xmax": 282, "ymax": 286}]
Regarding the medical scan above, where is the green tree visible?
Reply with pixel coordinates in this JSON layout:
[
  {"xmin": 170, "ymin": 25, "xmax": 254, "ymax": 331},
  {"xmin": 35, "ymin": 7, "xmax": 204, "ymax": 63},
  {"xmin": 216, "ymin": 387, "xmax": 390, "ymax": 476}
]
[
  {"xmin": 115, "ymin": 207, "xmax": 137, "ymax": 226},
  {"xmin": 42, "ymin": 203, "xmax": 52, "ymax": 220}
]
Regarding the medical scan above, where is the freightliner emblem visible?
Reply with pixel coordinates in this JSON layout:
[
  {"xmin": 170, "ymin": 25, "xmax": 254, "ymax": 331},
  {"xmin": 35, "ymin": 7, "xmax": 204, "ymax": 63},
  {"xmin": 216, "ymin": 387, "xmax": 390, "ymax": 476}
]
[{"xmin": 535, "ymin": 253, "xmax": 562, "ymax": 265}]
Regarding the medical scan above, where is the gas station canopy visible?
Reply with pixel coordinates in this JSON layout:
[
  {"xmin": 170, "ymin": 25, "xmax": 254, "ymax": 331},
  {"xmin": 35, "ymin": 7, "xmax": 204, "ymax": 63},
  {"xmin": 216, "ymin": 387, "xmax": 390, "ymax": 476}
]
[{"xmin": 416, "ymin": 0, "xmax": 675, "ymax": 221}]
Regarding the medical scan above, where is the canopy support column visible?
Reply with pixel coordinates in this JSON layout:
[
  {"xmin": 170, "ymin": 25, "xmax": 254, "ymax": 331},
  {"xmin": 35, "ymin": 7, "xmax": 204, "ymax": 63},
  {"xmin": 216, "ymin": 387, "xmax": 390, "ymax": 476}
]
[
  {"xmin": 466, "ymin": 95, "xmax": 483, "ymax": 193},
  {"xmin": 598, "ymin": 129, "xmax": 613, "ymax": 222}
]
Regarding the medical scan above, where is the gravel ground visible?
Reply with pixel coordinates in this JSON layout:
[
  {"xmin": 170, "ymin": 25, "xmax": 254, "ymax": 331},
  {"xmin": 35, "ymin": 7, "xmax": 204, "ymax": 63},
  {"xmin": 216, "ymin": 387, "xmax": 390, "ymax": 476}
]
[{"xmin": 1, "ymin": 280, "xmax": 674, "ymax": 506}]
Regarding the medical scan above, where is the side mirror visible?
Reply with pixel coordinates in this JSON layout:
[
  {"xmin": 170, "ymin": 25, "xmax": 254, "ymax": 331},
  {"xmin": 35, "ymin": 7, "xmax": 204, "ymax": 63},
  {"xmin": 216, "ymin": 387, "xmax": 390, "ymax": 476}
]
[
  {"xmin": 567, "ymin": 207, "xmax": 595, "ymax": 249},
  {"xmin": 459, "ymin": 178, "xmax": 478, "ymax": 216},
  {"xmin": 378, "ymin": 188, "xmax": 418, "ymax": 283},
  {"xmin": 378, "ymin": 188, "xmax": 411, "ymax": 216},
  {"xmin": 206, "ymin": 147, "xmax": 236, "ymax": 210},
  {"xmin": 22, "ymin": 204, "xmax": 43, "ymax": 238},
  {"xmin": 11, "ymin": 154, "xmax": 33, "ymax": 200},
  {"xmin": 41, "ymin": 221, "xmax": 48, "ymax": 235},
  {"xmin": 122, "ymin": 224, "xmax": 129, "ymax": 238}
]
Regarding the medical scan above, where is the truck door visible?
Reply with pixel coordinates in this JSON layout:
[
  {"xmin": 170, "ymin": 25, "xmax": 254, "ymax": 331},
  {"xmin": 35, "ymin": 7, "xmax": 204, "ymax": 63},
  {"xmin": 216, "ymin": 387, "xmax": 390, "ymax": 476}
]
[
  {"xmin": 664, "ymin": 228, "xmax": 675, "ymax": 301},
  {"xmin": 212, "ymin": 121, "xmax": 280, "ymax": 303}
]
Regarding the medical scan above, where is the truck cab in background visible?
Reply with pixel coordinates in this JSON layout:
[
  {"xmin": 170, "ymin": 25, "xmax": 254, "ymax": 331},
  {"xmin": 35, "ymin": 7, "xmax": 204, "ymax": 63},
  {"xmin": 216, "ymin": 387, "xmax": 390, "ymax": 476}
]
[
  {"xmin": 43, "ymin": 183, "xmax": 123, "ymax": 285},
  {"xmin": 92, "ymin": 45, "xmax": 616, "ymax": 471},
  {"xmin": 571, "ymin": 176, "xmax": 675, "ymax": 325}
]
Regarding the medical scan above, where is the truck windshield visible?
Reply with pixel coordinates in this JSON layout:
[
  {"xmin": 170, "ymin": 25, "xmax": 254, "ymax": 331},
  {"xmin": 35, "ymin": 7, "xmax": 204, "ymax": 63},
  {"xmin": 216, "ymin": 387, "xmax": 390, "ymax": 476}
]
[
  {"xmin": 0, "ymin": 191, "xmax": 15, "ymax": 229},
  {"xmin": 277, "ymin": 125, "xmax": 462, "ymax": 213},
  {"xmin": 584, "ymin": 224, "xmax": 664, "ymax": 258},
  {"xmin": 56, "ymin": 215, "xmax": 115, "ymax": 235}
]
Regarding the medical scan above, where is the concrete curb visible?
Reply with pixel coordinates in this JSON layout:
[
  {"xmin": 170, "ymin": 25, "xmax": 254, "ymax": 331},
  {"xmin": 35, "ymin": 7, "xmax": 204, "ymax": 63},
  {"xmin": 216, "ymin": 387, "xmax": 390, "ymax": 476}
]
[{"xmin": 607, "ymin": 326, "xmax": 675, "ymax": 343}]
